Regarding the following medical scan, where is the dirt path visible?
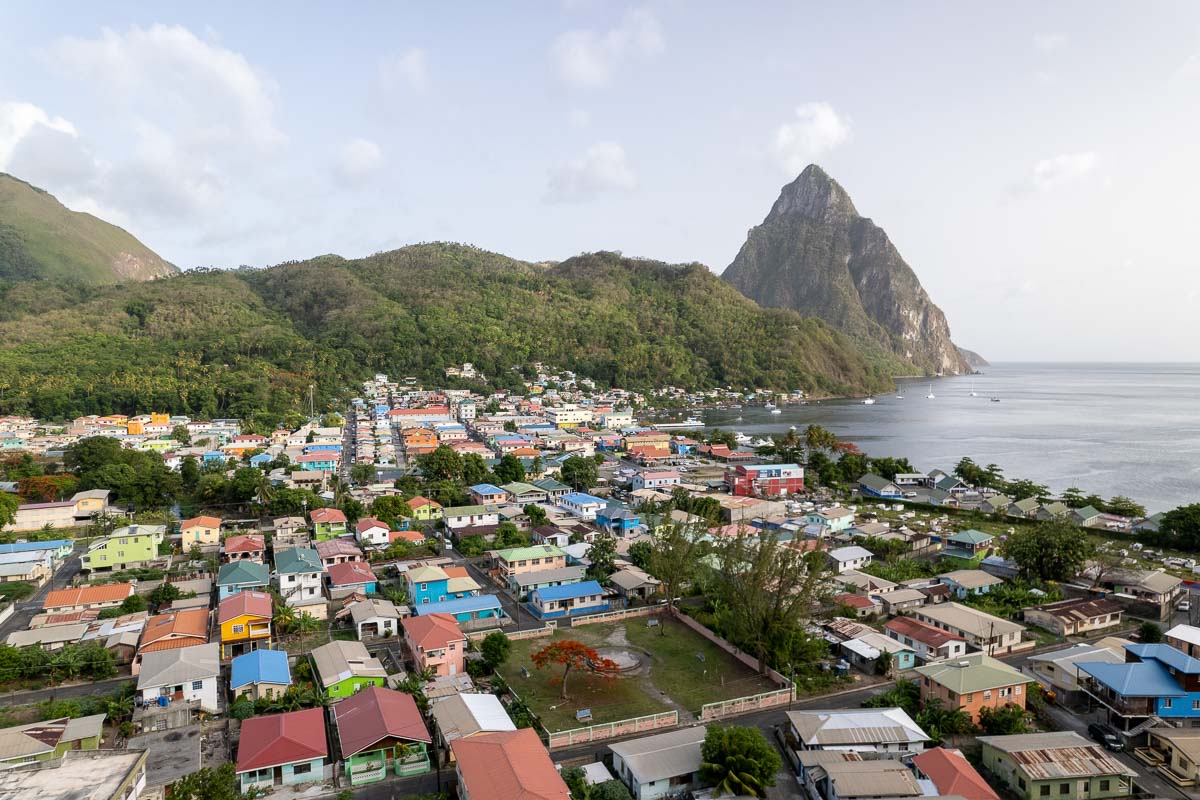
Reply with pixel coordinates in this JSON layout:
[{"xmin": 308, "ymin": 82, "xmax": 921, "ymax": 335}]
[{"xmin": 610, "ymin": 622, "xmax": 698, "ymax": 722}]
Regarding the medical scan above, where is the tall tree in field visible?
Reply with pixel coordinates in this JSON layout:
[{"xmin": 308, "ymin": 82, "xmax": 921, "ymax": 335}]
[
  {"xmin": 1003, "ymin": 518, "xmax": 1094, "ymax": 582},
  {"xmin": 649, "ymin": 523, "xmax": 703, "ymax": 621},
  {"xmin": 710, "ymin": 529, "xmax": 829, "ymax": 674},
  {"xmin": 531, "ymin": 640, "xmax": 620, "ymax": 699},
  {"xmin": 559, "ymin": 456, "xmax": 597, "ymax": 492}
]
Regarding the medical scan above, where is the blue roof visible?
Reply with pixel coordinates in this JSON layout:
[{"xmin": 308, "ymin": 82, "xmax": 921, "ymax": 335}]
[
  {"xmin": 533, "ymin": 580, "xmax": 604, "ymax": 601},
  {"xmin": 230, "ymin": 649, "xmax": 291, "ymax": 689},
  {"xmin": 1077, "ymin": 660, "xmax": 1186, "ymax": 697},
  {"xmin": 414, "ymin": 594, "xmax": 504, "ymax": 616},
  {"xmin": 1127, "ymin": 643, "xmax": 1200, "ymax": 674},
  {"xmin": 561, "ymin": 492, "xmax": 605, "ymax": 505},
  {"xmin": 470, "ymin": 483, "xmax": 505, "ymax": 495},
  {"xmin": 0, "ymin": 539, "xmax": 71, "ymax": 554}
]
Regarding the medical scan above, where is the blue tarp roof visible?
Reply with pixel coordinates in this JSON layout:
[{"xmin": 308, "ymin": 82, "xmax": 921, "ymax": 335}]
[
  {"xmin": 414, "ymin": 594, "xmax": 504, "ymax": 616},
  {"xmin": 1127, "ymin": 643, "xmax": 1200, "ymax": 674},
  {"xmin": 1077, "ymin": 660, "xmax": 1186, "ymax": 697},
  {"xmin": 533, "ymin": 580, "xmax": 604, "ymax": 601},
  {"xmin": 469, "ymin": 483, "xmax": 505, "ymax": 495},
  {"xmin": 230, "ymin": 649, "xmax": 291, "ymax": 689}
]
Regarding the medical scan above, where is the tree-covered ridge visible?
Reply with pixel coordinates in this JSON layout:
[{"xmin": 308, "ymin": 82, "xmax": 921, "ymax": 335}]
[{"xmin": 0, "ymin": 243, "xmax": 902, "ymax": 420}]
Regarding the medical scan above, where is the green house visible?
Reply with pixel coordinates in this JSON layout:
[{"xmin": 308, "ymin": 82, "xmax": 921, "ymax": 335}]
[
  {"xmin": 0, "ymin": 714, "xmax": 105, "ymax": 768},
  {"xmin": 333, "ymin": 686, "xmax": 432, "ymax": 785},
  {"xmin": 310, "ymin": 640, "xmax": 388, "ymax": 700},
  {"xmin": 80, "ymin": 524, "xmax": 165, "ymax": 571},
  {"xmin": 980, "ymin": 732, "xmax": 1136, "ymax": 800}
]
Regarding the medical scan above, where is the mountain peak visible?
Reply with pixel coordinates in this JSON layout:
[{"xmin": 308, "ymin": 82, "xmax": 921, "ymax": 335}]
[{"xmin": 767, "ymin": 164, "xmax": 858, "ymax": 224}]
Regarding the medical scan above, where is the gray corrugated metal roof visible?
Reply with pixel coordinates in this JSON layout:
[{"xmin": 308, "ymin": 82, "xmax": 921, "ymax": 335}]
[{"xmin": 609, "ymin": 726, "xmax": 707, "ymax": 784}]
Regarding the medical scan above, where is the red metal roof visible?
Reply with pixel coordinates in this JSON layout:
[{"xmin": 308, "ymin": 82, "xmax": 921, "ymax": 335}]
[
  {"xmin": 236, "ymin": 708, "xmax": 328, "ymax": 772},
  {"xmin": 326, "ymin": 561, "xmax": 377, "ymax": 587},
  {"xmin": 912, "ymin": 747, "xmax": 1000, "ymax": 800},
  {"xmin": 451, "ymin": 729, "xmax": 570, "ymax": 800},
  {"xmin": 218, "ymin": 591, "xmax": 272, "ymax": 624},
  {"xmin": 885, "ymin": 615, "xmax": 965, "ymax": 647},
  {"xmin": 223, "ymin": 534, "xmax": 265, "ymax": 553},
  {"xmin": 333, "ymin": 686, "xmax": 431, "ymax": 757},
  {"xmin": 140, "ymin": 608, "xmax": 210, "ymax": 647},
  {"xmin": 355, "ymin": 517, "xmax": 386, "ymax": 533},
  {"xmin": 182, "ymin": 515, "xmax": 221, "ymax": 529},
  {"xmin": 310, "ymin": 508, "xmax": 347, "ymax": 524},
  {"xmin": 44, "ymin": 583, "xmax": 134, "ymax": 610},
  {"xmin": 401, "ymin": 613, "xmax": 463, "ymax": 652}
]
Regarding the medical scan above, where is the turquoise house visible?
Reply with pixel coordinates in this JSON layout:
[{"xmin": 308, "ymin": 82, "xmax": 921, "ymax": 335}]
[
  {"xmin": 236, "ymin": 708, "xmax": 329, "ymax": 792},
  {"xmin": 217, "ymin": 560, "xmax": 270, "ymax": 600}
]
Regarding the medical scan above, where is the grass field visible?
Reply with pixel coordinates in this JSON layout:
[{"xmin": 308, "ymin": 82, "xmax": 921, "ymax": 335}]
[{"xmin": 498, "ymin": 616, "xmax": 778, "ymax": 732}]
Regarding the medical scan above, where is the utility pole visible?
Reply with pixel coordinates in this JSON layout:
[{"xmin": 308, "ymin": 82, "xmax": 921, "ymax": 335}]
[{"xmin": 309, "ymin": 384, "xmax": 315, "ymax": 420}]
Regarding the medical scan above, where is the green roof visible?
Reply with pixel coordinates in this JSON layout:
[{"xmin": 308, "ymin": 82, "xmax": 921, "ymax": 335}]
[
  {"xmin": 1073, "ymin": 505, "xmax": 1101, "ymax": 519},
  {"xmin": 217, "ymin": 560, "xmax": 269, "ymax": 586},
  {"xmin": 915, "ymin": 653, "xmax": 1026, "ymax": 693},
  {"xmin": 533, "ymin": 478, "xmax": 570, "ymax": 492},
  {"xmin": 443, "ymin": 505, "xmax": 495, "ymax": 516},
  {"xmin": 274, "ymin": 547, "xmax": 322, "ymax": 574},
  {"xmin": 495, "ymin": 544, "xmax": 566, "ymax": 562},
  {"xmin": 500, "ymin": 482, "xmax": 541, "ymax": 495},
  {"xmin": 948, "ymin": 529, "xmax": 993, "ymax": 545}
]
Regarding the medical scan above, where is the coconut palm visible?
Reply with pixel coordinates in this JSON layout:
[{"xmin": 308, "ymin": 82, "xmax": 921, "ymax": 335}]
[{"xmin": 255, "ymin": 474, "xmax": 275, "ymax": 509}]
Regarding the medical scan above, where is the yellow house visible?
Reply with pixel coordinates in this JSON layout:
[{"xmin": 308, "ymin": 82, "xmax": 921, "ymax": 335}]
[
  {"xmin": 181, "ymin": 515, "xmax": 222, "ymax": 546},
  {"xmin": 406, "ymin": 496, "xmax": 443, "ymax": 522},
  {"xmin": 218, "ymin": 591, "xmax": 273, "ymax": 659},
  {"xmin": 150, "ymin": 412, "xmax": 170, "ymax": 426},
  {"xmin": 72, "ymin": 490, "xmax": 110, "ymax": 517},
  {"xmin": 126, "ymin": 420, "xmax": 145, "ymax": 435}
]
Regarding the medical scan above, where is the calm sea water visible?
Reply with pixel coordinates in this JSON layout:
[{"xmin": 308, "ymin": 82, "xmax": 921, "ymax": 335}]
[{"xmin": 697, "ymin": 363, "xmax": 1200, "ymax": 513}]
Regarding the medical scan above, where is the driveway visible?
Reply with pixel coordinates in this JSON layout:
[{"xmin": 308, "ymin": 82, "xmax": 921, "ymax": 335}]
[{"xmin": 0, "ymin": 676, "xmax": 133, "ymax": 707}]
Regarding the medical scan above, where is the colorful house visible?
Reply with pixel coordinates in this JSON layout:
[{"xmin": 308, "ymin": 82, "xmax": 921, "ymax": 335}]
[
  {"xmin": 595, "ymin": 505, "xmax": 641, "ymax": 536},
  {"xmin": 979, "ymin": 732, "xmax": 1135, "ymax": 800},
  {"xmin": 43, "ymin": 583, "xmax": 133, "ymax": 613},
  {"xmin": 467, "ymin": 484, "xmax": 507, "ymax": 505},
  {"xmin": 0, "ymin": 715, "xmax": 105, "ymax": 768},
  {"xmin": 80, "ymin": 524, "xmax": 165, "ymax": 571},
  {"xmin": 355, "ymin": 517, "xmax": 389, "ymax": 548},
  {"xmin": 230, "ymin": 648, "xmax": 292, "ymax": 701},
  {"xmin": 315, "ymin": 537, "xmax": 364, "ymax": 568},
  {"xmin": 273, "ymin": 547, "xmax": 326, "ymax": 615},
  {"xmin": 333, "ymin": 686, "xmax": 432, "ymax": 785},
  {"xmin": 180, "ymin": 515, "xmax": 222, "ymax": 546},
  {"xmin": 218, "ymin": 590, "xmax": 273, "ymax": 659},
  {"xmin": 911, "ymin": 747, "xmax": 1000, "ymax": 800},
  {"xmin": 555, "ymin": 492, "xmax": 607, "ymax": 520},
  {"xmin": 223, "ymin": 534, "xmax": 266, "ymax": 564},
  {"xmin": 1078, "ymin": 642, "xmax": 1200, "ymax": 723},
  {"xmin": 402, "ymin": 613, "xmax": 466, "ymax": 677},
  {"xmin": 217, "ymin": 559, "xmax": 270, "ymax": 601},
  {"xmin": 406, "ymin": 496, "xmax": 443, "ymax": 522},
  {"xmin": 443, "ymin": 505, "xmax": 501, "ymax": 529},
  {"xmin": 135, "ymin": 643, "xmax": 220, "ymax": 713},
  {"xmin": 915, "ymin": 653, "xmax": 1028, "ymax": 722},
  {"xmin": 412, "ymin": 594, "xmax": 505, "ymax": 624},
  {"xmin": 310, "ymin": 640, "xmax": 388, "ymax": 700},
  {"xmin": 404, "ymin": 564, "xmax": 479, "ymax": 606},
  {"xmin": 327, "ymin": 561, "xmax": 378, "ymax": 599},
  {"xmin": 295, "ymin": 452, "xmax": 340, "ymax": 473},
  {"xmin": 493, "ymin": 545, "xmax": 566, "ymax": 583},
  {"xmin": 529, "ymin": 580, "xmax": 609, "ymax": 618},
  {"xmin": 727, "ymin": 463, "xmax": 805, "ymax": 497},
  {"xmin": 309, "ymin": 508, "xmax": 347, "ymax": 540},
  {"xmin": 236, "ymin": 708, "xmax": 330, "ymax": 792},
  {"xmin": 133, "ymin": 608, "xmax": 210, "ymax": 674},
  {"xmin": 451, "ymin": 729, "xmax": 570, "ymax": 800}
]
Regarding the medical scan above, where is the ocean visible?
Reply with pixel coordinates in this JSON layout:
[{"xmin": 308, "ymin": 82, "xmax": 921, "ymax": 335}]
[{"xmin": 696, "ymin": 363, "xmax": 1200, "ymax": 514}]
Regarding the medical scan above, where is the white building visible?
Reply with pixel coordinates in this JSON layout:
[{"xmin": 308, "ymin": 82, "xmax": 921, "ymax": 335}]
[
  {"xmin": 826, "ymin": 546, "xmax": 874, "ymax": 574},
  {"xmin": 546, "ymin": 404, "xmax": 593, "ymax": 428},
  {"xmin": 135, "ymin": 643, "xmax": 220, "ymax": 713},
  {"xmin": 556, "ymin": 492, "xmax": 608, "ymax": 520},
  {"xmin": 786, "ymin": 708, "xmax": 929, "ymax": 756},
  {"xmin": 631, "ymin": 471, "xmax": 681, "ymax": 492},
  {"xmin": 610, "ymin": 726, "xmax": 708, "ymax": 800}
]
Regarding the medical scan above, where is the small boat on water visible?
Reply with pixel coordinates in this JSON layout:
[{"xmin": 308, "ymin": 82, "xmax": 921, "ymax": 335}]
[
  {"xmin": 763, "ymin": 402, "xmax": 776, "ymax": 409},
  {"xmin": 926, "ymin": 384, "xmax": 936, "ymax": 399},
  {"xmin": 751, "ymin": 437, "xmax": 772, "ymax": 448},
  {"xmin": 734, "ymin": 432, "xmax": 753, "ymax": 445},
  {"xmin": 735, "ymin": 415, "xmax": 743, "ymax": 421},
  {"xmin": 655, "ymin": 416, "xmax": 703, "ymax": 429},
  {"xmin": 770, "ymin": 408, "xmax": 782, "ymax": 415},
  {"xmin": 969, "ymin": 380, "xmax": 978, "ymax": 397},
  {"xmin": 990, "ymin": 397, "xmax": 1001, "ymax": 402},
  {"xmin": 862, "ymin": 397, "xmax": 876, "ymax": 405}
]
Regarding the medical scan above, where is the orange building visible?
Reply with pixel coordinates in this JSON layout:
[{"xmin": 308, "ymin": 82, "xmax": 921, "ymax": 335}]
[{"xmin": 915, "ymin": 652, "xmax": 1028, "ymax": 722}]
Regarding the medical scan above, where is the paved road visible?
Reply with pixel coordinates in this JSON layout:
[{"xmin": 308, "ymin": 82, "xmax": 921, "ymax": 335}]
[
  {"xmin": 0, "ymin": 676, "xmax": 134, "ymax": 706},
  {"xmin": 0, "ymin": 552, "xmax": 82, "ymax": 640}
]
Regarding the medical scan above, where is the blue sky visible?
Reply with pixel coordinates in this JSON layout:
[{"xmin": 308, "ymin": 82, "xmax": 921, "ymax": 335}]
[{"xmin": 2, "ymin": 2, "xmax": 1199, "ymax": 361}]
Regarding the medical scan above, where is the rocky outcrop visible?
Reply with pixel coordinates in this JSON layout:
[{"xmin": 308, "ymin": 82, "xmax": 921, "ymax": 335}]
[{"xmin": 723, "ymin": 164, "xmax": 973, "ymax": 375}]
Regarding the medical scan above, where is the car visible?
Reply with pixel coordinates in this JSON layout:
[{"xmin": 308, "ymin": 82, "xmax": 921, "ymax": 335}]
[
  {"xmin": 1088, "ymin": 722, "xmax": 1123, "ymax": 751},
  {"xmin": 1179, "ymin": 601, "xmax": 1191, "ymax": 612}
]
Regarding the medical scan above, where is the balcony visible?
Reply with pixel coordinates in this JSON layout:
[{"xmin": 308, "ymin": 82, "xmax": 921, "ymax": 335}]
[{"xmin": 1081, "ymin": 678, "xmax": 1157, "ymax": 717}]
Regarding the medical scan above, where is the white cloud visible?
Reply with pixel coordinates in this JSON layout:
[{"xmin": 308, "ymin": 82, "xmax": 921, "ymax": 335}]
[
  {"xmin": 1034, "ymin": 32, "xmax": 1068, "ymax": 53},
  {"xmin": 378, "ymin": 48, "xmax": 429, "ymax": 94},
  {"xmin": 772, "ymin": 103, "xmax": 851, "ymax": 174},
  {"xmin": 0, "ymin": 101, "xmax": 77, "ymax": 169},
  {"xmin": 336, "ymin": 138, "xmax": 384, "ymax": 185},
  {"xmin": 546, "ymin": 141, "xmax": 636, "ymax": 203},
  {"xmin": 50, "ymin": 24, "xmax": 284, "ymax": 151},
  {"xmin": 551, "ymin": 8, "xmax": 664, "ymax": 89},
  {"xmin": 1030, "ymin": 152, "xmax": 1098, "ymax": 191}
]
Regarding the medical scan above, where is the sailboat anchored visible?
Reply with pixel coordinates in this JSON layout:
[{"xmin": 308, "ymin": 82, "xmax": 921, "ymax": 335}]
[
  {"xmin": 926, "ymin": 384, "xmax": 936, "ymax": 399},
  {"xmin": 969, "ymin": 380, "xmax": 978, "ymax": 398}
]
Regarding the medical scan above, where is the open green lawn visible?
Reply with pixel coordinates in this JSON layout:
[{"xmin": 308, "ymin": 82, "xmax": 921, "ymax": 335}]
[{"xmin": 498, "ymin": 616, "xmax": 777, "ymax": 732}]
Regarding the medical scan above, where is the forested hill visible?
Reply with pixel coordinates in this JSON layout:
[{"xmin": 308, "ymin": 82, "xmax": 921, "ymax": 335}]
[{"xmin": 0, "ymin": 244, "xmax": 903, "ymax": 423}]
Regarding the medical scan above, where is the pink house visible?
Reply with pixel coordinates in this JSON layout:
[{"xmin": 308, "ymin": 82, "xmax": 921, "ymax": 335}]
[{"xmin": 401, "ymin": 613, "xmax": 466, "ymax": 677}]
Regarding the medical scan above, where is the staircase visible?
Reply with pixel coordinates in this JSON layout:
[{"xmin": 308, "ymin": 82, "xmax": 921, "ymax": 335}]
[{"xmin": 1125, "ymin": 715, "xmax": 1171, "ymax": 738}]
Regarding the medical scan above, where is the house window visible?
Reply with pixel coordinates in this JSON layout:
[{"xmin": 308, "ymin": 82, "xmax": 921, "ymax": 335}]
[
  {"xmin": 1059, "ymin": 783, "xmax": 1069, "ymax": 795},
  {"xmin": 1100, "ymin": 780, "xmax": 1110, "ymax": 791},
  {"xmin": 232, "ymin": 624, "xmax": 245, "ymax": 634},
  {"xmin": 420, "ymin": 583, "xmax": 428, "ymax": 591},
  {"xmin": 292, "ymin": 762, "xmax": 312, "ymax": 776},
  {"xmin": 1193, "ymin": 700, "xmax": 1200, "ymax": 711},
  {"xmin": 1018, "ymin": 778, "xmax": 1026, "ymax": 791},
  {"xmin": 1164, "ymin": 698, "xmax": 1174, "ymax": 708},
  {"xmin": 192, "ymin": 680, "xmax": 204, "ymax": 690},
  {"xmin": 1015, "ymin": 684, "xmax": 1022, "ymax": 695},
  {"xmin": 1039, "ymin": 785, "xmax": 1049, "ymax": 796}
]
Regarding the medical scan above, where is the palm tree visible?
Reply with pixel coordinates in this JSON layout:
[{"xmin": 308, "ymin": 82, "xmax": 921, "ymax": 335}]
[
  {"xmin": 273, "ymin": 603, "xmax": 297, "ymax": 634},
  {"xmin": 52, "ymin": 647, "xmax": 84, "ymax": 681},
  {"xmin": 255, "ymin": 474, "xmax": 275, "ymax": 511},
  {"xmin": 295, "ymin": 612, "xmax": 321, "ymax": 654},
  {"xmin": 916, "ymin": 699, "xmax": 975, "ymax": 746}
]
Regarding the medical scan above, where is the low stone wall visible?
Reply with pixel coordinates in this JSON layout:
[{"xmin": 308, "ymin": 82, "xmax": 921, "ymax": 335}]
[
  {"xmin": 465, "ymin": 624, "xmax": 555, "ymax": 642},
  {"xmin": 571, "ymin": 605, "xmax": 659, "ymax": 627},
  {"xmin": 546, "ymin": 710, "xmax": 679, "ymax": 750},
  {"xmin": 0, "ymin": 603, "xmax": 14, "ymax": 627},
  {"xmin": 699, "ymin": 687, "xmax": 793, "ymax": 721}
]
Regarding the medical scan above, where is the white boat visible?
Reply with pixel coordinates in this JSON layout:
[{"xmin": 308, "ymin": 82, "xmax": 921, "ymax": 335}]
[
  {"xmin": 751, "ymin": 437, "xmax": 772, "ymax": 448},
  {"xmin": 655, "ymin": 417, "xmax": 703, "ymax": 429},
  {"xmin": 770, "ymin": 408, "xmax": 782, "ymax": 415},
  {"xmin": 862, "ymin": 397, "xmax": 876, "ymax": 405},
  {"xmin": 926, "ymin": 384, "xmax": 935, "ymax": 399},
  {"xmin": 789, "ymin": 425, "xmax": 797, "ymax": 430},
  {"xmin": 734, "ymin": 432, "xmax": 753, "ymax": 445},
  {"xmin": 969, "ymin": 380, "xmax": 978, "ymax": 397},
  {"xmin": 763, "ymin": 402, "xmax": 776, "ymax": 409},
  {"xmin": 735, "ymin": 416, "xmax": 743, "ymax": 421}
]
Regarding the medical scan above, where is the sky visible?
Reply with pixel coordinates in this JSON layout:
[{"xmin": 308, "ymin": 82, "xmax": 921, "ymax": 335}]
[{"xmin": 2, "ymin": 2, "xmax": 1199, "ymax": 362}]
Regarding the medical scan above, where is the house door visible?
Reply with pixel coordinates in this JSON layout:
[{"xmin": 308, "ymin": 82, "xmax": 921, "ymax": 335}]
[{"xmin": 449, "ymin": 662, "xmax": 456, "ymax": 675}]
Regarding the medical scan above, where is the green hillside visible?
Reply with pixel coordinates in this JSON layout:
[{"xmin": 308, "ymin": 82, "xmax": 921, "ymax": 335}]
[
  {"xmin": 0, "ymin": 173, "xmax": 176, "ymax": 285},
  {"xmin": 0, "ymin": 244, "xmax": 902, "ymax": 421}
]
